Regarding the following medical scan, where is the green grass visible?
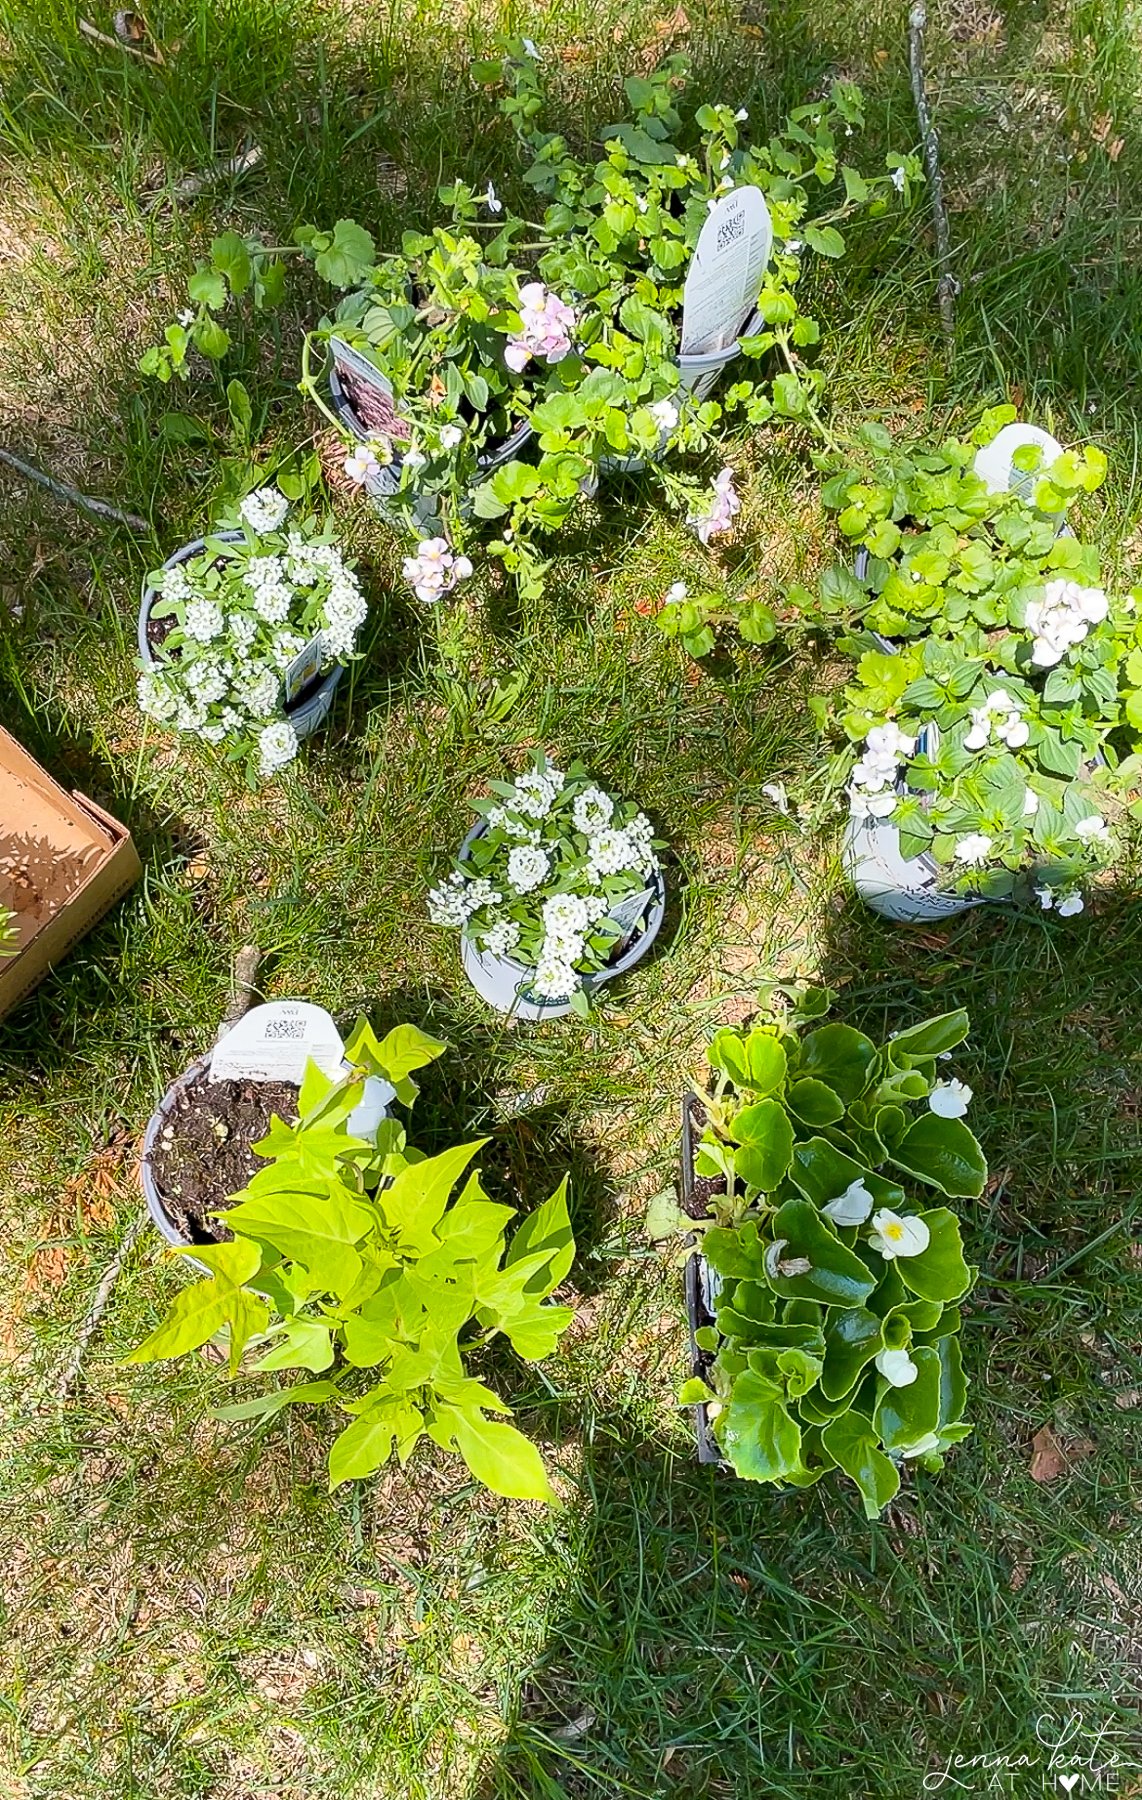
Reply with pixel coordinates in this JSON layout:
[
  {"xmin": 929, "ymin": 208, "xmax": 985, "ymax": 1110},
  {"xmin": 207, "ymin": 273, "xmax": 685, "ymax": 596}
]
[{"xmin": 2, "ymin": 1, "xmax": 1142, "ymax": 1796}]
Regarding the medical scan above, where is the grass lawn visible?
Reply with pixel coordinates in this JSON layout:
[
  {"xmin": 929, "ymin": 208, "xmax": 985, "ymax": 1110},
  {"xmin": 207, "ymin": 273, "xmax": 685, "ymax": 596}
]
[{"xmin": 1, "ymin": 1, "xmax": 1142, "ymax": 1795}]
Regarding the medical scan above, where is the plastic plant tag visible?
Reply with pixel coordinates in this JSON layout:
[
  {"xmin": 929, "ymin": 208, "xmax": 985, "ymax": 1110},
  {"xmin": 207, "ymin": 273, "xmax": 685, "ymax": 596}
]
[
  {"xmin": 347, "ymin": 1075, "xmax": 396, "ymax": 1138},
  {"xmin": 209, "ymin": 1001, "xmax": 347, "ymax": 1085},
  {"xmin": 607, "ymin": 885, "xmax": 655, "ymax": 945},
  {"xmin": 680, "ymin": 187, "xmax": 773, "ymax": 358},
  {"xmin": 328, "ymin": 337, "xmax": 412, "ymax": 442},
  {"xmin": 283, "ymin": 632, "xmax": 325, "ymax": 706},
  {"xmin": 972, "ymin": 423, "xmax": 1065, "ymax": 505}
]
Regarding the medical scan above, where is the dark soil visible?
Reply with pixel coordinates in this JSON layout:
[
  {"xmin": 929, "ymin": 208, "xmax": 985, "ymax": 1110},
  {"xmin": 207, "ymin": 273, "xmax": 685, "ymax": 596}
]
[
  {"xmin": 148, "ymin": 1068, "xmax": 299, "ymax": 1245},
  {"xmin": 680, "ymin": 1094, "xmax": 727, "ymax": 1219}
]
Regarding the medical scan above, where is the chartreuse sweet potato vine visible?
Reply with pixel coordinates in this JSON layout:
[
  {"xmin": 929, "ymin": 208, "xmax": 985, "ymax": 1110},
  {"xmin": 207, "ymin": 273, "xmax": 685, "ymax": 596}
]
[
  {"xmin": 128, "ymin": 1022, "xmax": 574, "ymax": 1502},
  {"xmin": 683, "ymin": 991, "xmax": 984, "ymax": 1518}
]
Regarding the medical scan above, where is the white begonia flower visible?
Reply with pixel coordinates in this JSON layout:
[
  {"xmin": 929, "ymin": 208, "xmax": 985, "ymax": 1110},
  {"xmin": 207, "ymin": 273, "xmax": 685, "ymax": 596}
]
[
  {"xmin": 439, "ymin": 423, "xmax": 463, "ymax": 449},
  {"xmin": 868, "ymin": 1209, "xmax": 931, "ymax": 1261},
  {"xmin": 929, "ymin": 1078, "xmax": 972, "ymax": 1118},
  {"xmin": 1023, "ymin": 788, "xmax": 1040, "ymax": 816},
  {"xmin": 507, "ymin": 843, "xmax": 550, "ymax": 893},
  {"xmin": 1075, "ymin": 813, "xmax": 1110, "ymax": 845},
  {"xmin": 239, "ymin": 487, "xmax": 290, "ymax": 534},
  {"xmin": 1056, "ymin": 888, "xmax": 1085, "ymax": 917},
  {"xmin": 954, "ymin": 833, "xmax": 993, "ymax": 866},
  {"xmin": 875, "ymin": 1347, "xmax": 918, "ymax": 1387},
  {"xmin": 257, "ymin": 719, "xmax": 298, "ymax": 779},
  {"xmin": 650, "ymin": 398, "xmax": 679, "ymax": 431},
  {"xmin": 572, "ymin": 785, "xmax": 615, "ymax": 835},
  {"xmin": 891, "ymin": 167, "xmax": 906, "ymax": 192},
  {"xmin": 822, "ymin": 1179, "xmax": 876, "ymax": 1226},
  {"xmin": 486, "ymin": 181, "xmax": 503, "ymax": 215}
]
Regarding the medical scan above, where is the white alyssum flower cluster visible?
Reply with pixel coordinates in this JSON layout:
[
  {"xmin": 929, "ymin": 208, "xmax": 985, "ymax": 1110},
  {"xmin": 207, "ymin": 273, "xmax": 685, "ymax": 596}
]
[
  {"xmin": 847, "ymin": 721, "xmax": 915, "ymax": 820},
  {"xmin": 137, "ymin": 495, "xmax": 367, "ymax": 779},
  {"xmin": 1025, "ymin": 578, "xmax": 1109, "ymax": 667},
  {"xmin": 427, "ymin": 760, "xmax": 662, "ymax": 1004}
]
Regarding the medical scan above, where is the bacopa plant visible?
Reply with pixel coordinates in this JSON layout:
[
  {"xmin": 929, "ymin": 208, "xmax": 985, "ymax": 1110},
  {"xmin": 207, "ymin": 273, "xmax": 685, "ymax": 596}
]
[
  {"xmin": 683, "ymin": 993, "xmax": 984, "ymax": 1518},
  {"xmin": 127, "ymin": 1022, "xmax": 574, "ymax": 1502},
  {"xmin": 787, "ymin": 408, "xmax": 1142, "ymax": 908}
]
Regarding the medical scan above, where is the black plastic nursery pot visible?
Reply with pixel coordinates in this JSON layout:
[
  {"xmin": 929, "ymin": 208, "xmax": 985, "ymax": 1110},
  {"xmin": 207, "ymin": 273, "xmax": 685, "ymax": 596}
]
[
  {"xmin": 680, "ymin": 1092, "xmax": 728, "ymax": 1469},
  {"xmin": 138, "ymin": 535, "xmax": 344, "ymax": 741},
  {"xmin": 456, "ymin": 818, "xmax": 667, "ymax": 1021}
]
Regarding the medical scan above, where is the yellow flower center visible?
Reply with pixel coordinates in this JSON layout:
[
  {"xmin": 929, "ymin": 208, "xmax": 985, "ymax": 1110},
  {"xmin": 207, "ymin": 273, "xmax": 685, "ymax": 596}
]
[{"xmin": 884, "ymin": 1222, "xmax": 905, "ymax": 1242}]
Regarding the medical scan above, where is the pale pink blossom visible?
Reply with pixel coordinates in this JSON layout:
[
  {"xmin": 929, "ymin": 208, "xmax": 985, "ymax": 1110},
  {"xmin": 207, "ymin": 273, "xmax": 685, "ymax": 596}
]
[{"xmin": 504, "ymin": 281, "xmax": 576, "ymax": 372}]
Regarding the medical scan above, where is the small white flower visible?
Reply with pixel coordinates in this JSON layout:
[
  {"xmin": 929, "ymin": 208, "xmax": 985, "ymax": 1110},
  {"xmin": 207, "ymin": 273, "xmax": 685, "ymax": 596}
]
[
  {"xmin": 572, "ymin": 785, "xmax": 614, "ymax": 836},
  {"xmin": 650, "ymin": 398, "xmax": 679, "ymax": 432},
  {"xmin": 439, "ymin": 423, "xmax": 463, "ymax": 449},
  {"xmin": 875, "ymin": 1348, "xmax": 918, "ymax": 1387},
  {"xmin": 868, "ymin": 1209, "xmax": 930, "ymax": 1261},
  {"xmin": 784, "ymin": 238, "xmax": 802, "ymax": 254},
  {"xmin": 239, "ymin": 487, "xmax": 290, "ymax": 534},
  {"xmin": 1057, "ymin": 888, "xmax": 1085, "ymax": 917},
  {"xmin": 761, "ymin": 782, "xmax": 790, "ymax": 816},
  {"xmin": 891, "ymin": 167, "xmax": 906, "ymax": 192},
  {"xmin": 665, "ymin": 581, "xmax": 688, "ymax": 603},
  {"xmin": 735, "ymin": 107, "xmax": 749, "ymax": 121},
  {"xmin": 1034, "ymin": 885, "xmax": 1055, "ymax": 911},
  {"xmin": 929, "ymin": 1078, "xmax": 972, "ymax": 1119},
  {"xmin": 522, "ymin": 36, "xmax": 540, "ymax": 57},
  {"xmin": 404, "ymin": 447, "xmax": 427, "ymax": 469},
  {"xmin": 532, "ymin": 955, "xmax": 581, "ymax": 1001},
  {"xmin": 954, "ymin": 833, "xmax": 994, "ymax": 866},
  {"xmin": 344, "ymin": 445, "xmax": 380, "ymax": 484},
  {"xmin": 507, "ymin": 844, "xmax": 550, "ymax": 893},
  {"xmin": 822, "ymin": 1179, "xmax": 875, "ymax": 1226},
  {"xmin": 183, "ymin": 598, "xmax": 224, "ymax": 644},
  {"xmin": 257, "ymin": 718, "xmax": 298, "ymax": 778},
  {"xmin": 1075, "ymin": 813, "xmax": 1110, "ymax": 845},
  {"xmin": 1023, "ymin": 788, "xmax": 1040, "ymax": 816},
  {"xmin": 486, "ymin": 181, "xmax": 503, "ymax": 215},
  {"xmin": 177, "ymin": 308, "xmax": 195, "ymax": 327}
]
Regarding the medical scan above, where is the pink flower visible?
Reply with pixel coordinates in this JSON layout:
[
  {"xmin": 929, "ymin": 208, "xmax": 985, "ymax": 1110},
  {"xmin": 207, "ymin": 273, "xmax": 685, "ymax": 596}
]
[
  {"xmin": 505, "ymin": 281, "xmax": 576, "ymax": 373},
  {"xmin": 689, "ymin": 467, "xmax": 741, "ymax": 545},
  {"xmin": 401, "ymin": 537, "xmax": 474, "ymax": 604}
]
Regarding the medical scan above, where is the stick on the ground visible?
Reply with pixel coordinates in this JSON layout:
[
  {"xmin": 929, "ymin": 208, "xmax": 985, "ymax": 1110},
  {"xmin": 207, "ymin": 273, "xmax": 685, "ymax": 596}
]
[
  {"xmin": 0, "ymin": 447, "xmax": 149, "ymax": 532},
  {"xmin": 53, "ymin": 945, "xmax": 262, "ymax": 1404},
  {"xmin": 78, "ymin": 17, "xmax": 163, "ymax": 64},
  {"xmin": 908, "ymin": 1, "xmax": 957, "ymax": 345}
]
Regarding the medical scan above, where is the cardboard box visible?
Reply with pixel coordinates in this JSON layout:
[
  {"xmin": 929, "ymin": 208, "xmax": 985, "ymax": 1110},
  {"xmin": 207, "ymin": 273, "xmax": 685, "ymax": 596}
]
[{"xmin": 0, "ymin": 727, "xmax": 141, "ymax": 1020}]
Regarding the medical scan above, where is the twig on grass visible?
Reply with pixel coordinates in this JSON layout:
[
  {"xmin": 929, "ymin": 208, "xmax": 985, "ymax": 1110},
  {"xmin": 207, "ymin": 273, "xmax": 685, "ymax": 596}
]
[
  {"xmin": 0, "ymin": 446, "xmax": 149, "ymax": 532},
  {"xmin": 78, "ymin": 16, "xmax": 164, "ymax": 64},
  {"xmin": 53, "ymin": 945, "xmax": 263, "ymax": 1403},
  {"xmin": 907, "ymin": 0, "xmax": 958, "ymax": 345}
]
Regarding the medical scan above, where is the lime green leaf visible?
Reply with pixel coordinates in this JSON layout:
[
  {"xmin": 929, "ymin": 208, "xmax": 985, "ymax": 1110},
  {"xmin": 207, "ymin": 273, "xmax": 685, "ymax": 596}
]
[
  {"xmin": 822, "ymin": 1412, "xmax": 900, "ymax": 1518},
  {"xmin": 223, "ymin": 1184, "xmax": 375, "ymax": 1296},
  {"xmin": 718, "ymin": 1370, "xmax": 803, "ymax": 1481},
  {"xmin": 889, "ymin": 1114, "xmax": 987, "ymax": 1198},
  {"xmin": 311, "ymin": 217, "xmax": 376, "ymax": 288},
  {"xmin": 434, "ymin": 1405, "xmax": 556, "ymax": 1501},
  {"xmin": 895, "ymin": 1209, "xmax": 974, "ymax": 1304},
  {"xmin": 180, "ymin": 1238, "xmax": 263, "ymax": 1284},
  {"xmin": 743, "ymin": 1032, "xmax": 788, "ymax": 1095},
  {"xmin": 505, "ymin": 1175, "xmax": 575, "ymax": 1294},
  {"xmin": 804, "ymin": 223, "xmax": 845, "ymax": 258},
  {"xmin": 378, "ymin": 1140, "xmax": 487, "ymax": 1252},
  {"xmin": 344, "ymin": 1018, "xmax": 447, "ymax": 1093},
  {"xmin": 125, "ymin": 1281, "xmax": 234, "ymax": 1363},
  {"xmin": 214, "ymin": 1379, "xmax": 340, "ymax": 1421},
  {"xmin": 255, "ymin": 1317, "xmax": 335, "ymax": 1373},
  {"xmin": 329, "ymin": 1407, "xmax": 398, "ymax": 1486},
  {"xmin": 210, "ymin": 230, "xmax": 252, "ymax": 296}
]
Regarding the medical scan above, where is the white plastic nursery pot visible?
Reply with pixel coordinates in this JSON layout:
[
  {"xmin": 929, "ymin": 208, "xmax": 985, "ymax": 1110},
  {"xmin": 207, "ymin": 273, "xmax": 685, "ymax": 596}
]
[
  {"xmin": 328, "ymin": 368, "xmax": 535, "ymax": 533},
  {"xmin": 141, "ymin": 1050, "xmax": 390, "ymax": 1269},
  {"xmin": 456, "ymin": 820, "xmax": 667, "ymax": 1021},
  {"xmin": 600, "ymin": 305, "xmax": 765, "ymax": 478},
  {"xmin": 138, "ymin": 535, "xmax": 344, "ymax": 742}
]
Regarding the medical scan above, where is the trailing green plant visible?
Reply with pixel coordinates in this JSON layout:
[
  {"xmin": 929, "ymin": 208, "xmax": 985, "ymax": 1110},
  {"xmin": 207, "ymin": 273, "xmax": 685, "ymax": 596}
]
[
  {"xmin": 655, "ymin": 578, "xmax": 777, "ymax": 658},
  {"xmin": 127, "ymin": 1021, "xmax": 574, "ymax": 1502},
  {"xmin": 786, "ymin": 409, "xmax": 1142, "ymax": 908},
  {"xmin": 680, "ymin": 990, "xmax": 983, "ymax": 1518},
  {"xmin": 140, "ymin": 50, "xmax": 917, "ymax": 602}
]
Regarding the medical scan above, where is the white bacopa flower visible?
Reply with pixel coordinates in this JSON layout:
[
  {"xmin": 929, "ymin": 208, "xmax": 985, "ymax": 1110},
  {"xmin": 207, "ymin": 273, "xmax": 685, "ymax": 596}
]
[
  {"xmin": 572, "ymin": 785, "xmax": 614, "ymax": 835},
  {"xmin": 1023, "ymin": 788, "xmax": 1040, "ymax": 816},
  {"xmin": 486, "ymin": 181, "xmax": 503, "ymax": 215},
  {"xmin": 1057, "ymin": 888, "xmax": 1085, "ymax": 917},
  {"xmin": 507, "ymin": 844, "xmax": 550, "ymax": 893},
  {"xmin": 505, "ymin": 281, "xmax": 576, "ymax": 372},
  {"xmin": 404, "ymin": 447, "xmax": 426, "ymax": 469},
  {"xmin": 177, "ymin": 307, "xmax": 195, "ymax": 327},
  {"xmin": 848, "ymin": 720, "xmax": 915, "ymax": 819},
  {"xmin": 402, "ymin": 537, "xmax": 474, "ymax": 604},
  {"xmin": 183, "ymin": 598, "xmax": 224, "ymax": 644},
  {"xmin": 964, "ymin": 689, "xmax": 1028, "ymax": 752},
  {"xmin": 1034, "ymin": 884, "xmax": 1055, "ymax": 911},
  {"xmin": 439, "ymin": 423, "xmax": 463, "ymax": 449},
  {"xmin": 875, "ymin": 1348, "xmax": 918, "ymax": 1387},
  {"xmin": 521, "ymin": 36, "xmax": 540, "ymax": 56},
  {"xmin": 954, "ymin": 833, "xmax": 994, "ymax": 866},
  {"xmin": 344, "ymin": 444, "xmax": 381, "ymax": 484},
  {"xmin": 761, "ymin": 781, "xmax": 790, "ymax": 816},
  {"xmin": 868, "ymin": 1209, "xmax": 930, "ymax": 1261},
  {"xmin": 1026, "ymin": 579, "xmax": 1109, "ymax": 667},
  {"xmin": 784, "ymin": 238, "xmax": 803, "ymax": 254},
  {"xmin": 891, "ymin": 167, "xmax": 906, "ymax": 192},
  {"xmin": 239, "ymin": 487, "xmax": 290, "ymax": 534},
  {"xmin": 822, "ymin": 1179, "xmax": 875, "ymax": 1226},
  {"xmin": 1075, "ymin": 813, "xmax": 1110, "ymax": 845},
  {"xmin": 735, "ymin": 107, "xmax": 749, "ymax": 121},
  {"xmin": 929, "ymin": 1078, "xmax": 972, "ymax": 1118},
  {"xmin": 257, "ymin": 719, "xmax": 298, "ymax": 778},
  {"xmin": 650, "ymin": 397, "xmax": 679, "ymax": 432},
  {"xmin": 664, "ymin": 581, "xmax": 688, "ymax": 604}
]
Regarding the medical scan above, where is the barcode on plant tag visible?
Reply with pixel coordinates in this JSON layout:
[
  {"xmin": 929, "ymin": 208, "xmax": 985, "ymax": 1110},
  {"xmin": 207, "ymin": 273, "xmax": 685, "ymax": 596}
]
[
  {"xmin": 716, "ymin": 209, "xmax": 746, "ymax": 253},
  {"xmin": 262, "ymin": 1017, "xmax": 308, "ymax": 1040}
]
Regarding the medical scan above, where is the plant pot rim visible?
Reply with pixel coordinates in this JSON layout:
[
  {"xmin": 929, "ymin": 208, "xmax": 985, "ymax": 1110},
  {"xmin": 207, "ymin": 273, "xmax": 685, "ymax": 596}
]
[{"xmin": 328, "ymin": 366, "xmax": 534, "ymax": 466}]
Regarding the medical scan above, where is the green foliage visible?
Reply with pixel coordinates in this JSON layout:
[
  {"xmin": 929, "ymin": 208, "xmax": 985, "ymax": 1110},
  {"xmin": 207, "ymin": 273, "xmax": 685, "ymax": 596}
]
[
  {"xmin": 655, "ymin": 583, "xmax": 777, "ymax": 659},
  {"xmin": 686, "ymin": 995, "xmax": 981, "ymax": 1516},
  {"xmin": 127, "ymin": 1029, "xmax": 573, "ymax": 1503}
]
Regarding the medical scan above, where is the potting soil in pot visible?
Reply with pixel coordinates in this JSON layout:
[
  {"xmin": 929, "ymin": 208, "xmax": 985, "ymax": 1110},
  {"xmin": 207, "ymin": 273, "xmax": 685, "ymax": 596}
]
[
  {"xmin": 681, "ymin": 1095, "xmax": 725, "ymax": 1219},
  {"xmin": 148, "ymin": 1071, "xmax": 299, "ymax": 1244}
]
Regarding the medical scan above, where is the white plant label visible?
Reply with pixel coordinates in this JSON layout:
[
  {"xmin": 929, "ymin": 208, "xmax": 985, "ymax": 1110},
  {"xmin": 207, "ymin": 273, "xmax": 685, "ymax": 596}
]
[
  {"xmin": 283, "ymin": 631, "xmax": 325, "ymax": 707},
  {"xmin": 607, "ymin": 885, "xmax": 656, "ymax": 943},
  {"xmin": 972, "ymin": 423, "xmax": 1065, "ymax": 505},
  {"xmin": 680, "ymin": 187, "xmax": 773, "ymax": 358},
  {"xmin": 328, "ymin": 336, "xmax": 412, "ymax": 442},
  {"xmin": 209, "ymin": 1001, "xmax": 346, "ymax": 1085}
]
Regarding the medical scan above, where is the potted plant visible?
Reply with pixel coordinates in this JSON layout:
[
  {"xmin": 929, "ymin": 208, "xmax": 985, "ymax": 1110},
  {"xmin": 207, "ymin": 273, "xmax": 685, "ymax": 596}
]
[
  {"xmin": 140, "ymin": 54, "xmax": 917, "ymax": 602},
  {"xmin": 672, "ymin": 988, "xmax": 983, "ymax": 1518},
  {"xmin": 786, "ymin": 408, "xmax": 1142, "ymax": 919},
  {"xmin": 128, "ymin": 1018, "xmax": 575, "ymax": 1502},
  {"xmin": 137, "ymin": 487, "xmax": 368, "ymax": 782},
  {"xmin": 428, "ymin": 753, "xmax": 666, "ymax": 1019}
]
